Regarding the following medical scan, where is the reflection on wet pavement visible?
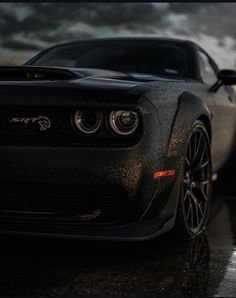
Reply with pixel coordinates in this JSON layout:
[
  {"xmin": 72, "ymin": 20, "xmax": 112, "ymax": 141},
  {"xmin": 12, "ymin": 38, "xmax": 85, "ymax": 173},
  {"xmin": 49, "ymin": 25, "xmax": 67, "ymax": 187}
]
[
  {"xmin": 1, "ymin": 233, "xmax": 210, "ymax": 297},
  {"xmin": 0, "ymin": 171, "xmax": 236, "ymax": 297}
]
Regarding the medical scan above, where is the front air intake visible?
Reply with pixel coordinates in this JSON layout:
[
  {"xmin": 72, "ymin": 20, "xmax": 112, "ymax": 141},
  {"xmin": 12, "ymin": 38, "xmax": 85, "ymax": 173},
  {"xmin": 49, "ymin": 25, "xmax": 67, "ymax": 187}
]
[
  {"xmin": 0, "ymin": 66, "xmax": 78, "ymax": 81},
  {"xmin": 0, "ymin": 184, "xmax": 127, "ymax": 223}
]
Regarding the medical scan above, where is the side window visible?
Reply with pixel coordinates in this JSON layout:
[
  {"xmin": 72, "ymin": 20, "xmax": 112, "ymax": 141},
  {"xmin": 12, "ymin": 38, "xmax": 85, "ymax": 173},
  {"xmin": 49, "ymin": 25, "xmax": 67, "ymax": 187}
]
[{"xmin": 198, "ymin": 51, "xmax": 218, "ymax": 85}]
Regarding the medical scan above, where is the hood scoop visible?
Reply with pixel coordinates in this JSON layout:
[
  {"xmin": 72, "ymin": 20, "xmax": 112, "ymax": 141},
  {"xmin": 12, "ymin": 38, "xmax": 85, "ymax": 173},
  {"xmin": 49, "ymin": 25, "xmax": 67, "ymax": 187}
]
[{"xmin": 0, "ymin": 66, "xmax": 79, "ymax": 81}]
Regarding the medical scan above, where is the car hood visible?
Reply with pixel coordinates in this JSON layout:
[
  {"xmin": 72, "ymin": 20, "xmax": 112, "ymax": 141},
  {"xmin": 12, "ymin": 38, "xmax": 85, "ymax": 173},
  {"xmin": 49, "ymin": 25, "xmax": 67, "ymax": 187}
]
[{"xmin": 0, "ymin": 65, "xmax": 186, "ymax": 92}]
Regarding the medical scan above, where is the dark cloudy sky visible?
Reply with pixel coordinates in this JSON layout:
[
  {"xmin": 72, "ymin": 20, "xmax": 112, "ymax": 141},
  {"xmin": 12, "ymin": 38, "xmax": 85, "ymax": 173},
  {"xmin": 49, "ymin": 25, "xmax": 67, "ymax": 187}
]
[{"xmin": 0, "ymin": 3, "xmax": 236, "ymax": 68}]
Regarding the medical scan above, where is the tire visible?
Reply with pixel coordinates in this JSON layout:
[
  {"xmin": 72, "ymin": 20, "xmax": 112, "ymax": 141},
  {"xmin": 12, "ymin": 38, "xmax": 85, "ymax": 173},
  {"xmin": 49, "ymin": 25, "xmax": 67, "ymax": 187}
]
[{"xmin": 173, "ymin": 120, "xmax": 212, "ymax": 240}]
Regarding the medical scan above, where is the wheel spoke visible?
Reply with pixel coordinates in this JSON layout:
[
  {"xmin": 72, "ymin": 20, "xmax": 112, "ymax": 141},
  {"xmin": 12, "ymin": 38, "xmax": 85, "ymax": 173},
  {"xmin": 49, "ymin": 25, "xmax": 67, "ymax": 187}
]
[
  {"xmin": 189, "ymin": 191, "xmax": 199, "ymax": 227},
  {"xmin": 201, "ymin": 161, "xmax": 209, "ymax": 169},
  {"xmin": 184, "ymin": 177, "xmax": 189, "ymax": 185},
  {"xmin": 191, "ymin": 181, "xmax": 208, "ymax": 202},
  {"xmin": 186, "ymin": 201, "xmax": 191, "ymax": 220},
  {"xmin": 189, "ymin": 190, "xmax": 196, "ymax": 202},
  {"xmin": 194, "ymin": 132, "xmax": 198, "ymax": 158},
  {"xmin": 192, "ymin": 133, "xmax": 202, "ymax": 166},
  {"xmin": 186, "ymin": 193, "xmax": 195, "ymax": 228},
  {"xmin": 184, "ymin": 191, "xmax": 189, "ymax": 201},
  {"xmin": 192, "ymin": 161, "xmax": 209, "ymax": 174},
  {"xmin": 192, "ymin": 191, "xmax": 204, "ymax": 227},
  {"xmin": 190, "ymin": 202, "xmax": 194, "ymax": 228},
  {"xmin": 199, "ymin": 142, "xmax": 207, "ymax": 164},
  {"xmin": 195, "ymin": 199, "xmax": 199, "ymax": 227},
  {"xmin": 192, "ymin": 179, "xmax": 209, "ymax": 189},
  {"xmin": 185, "ymin": 157, "xmax": 191, "ymax": 169},
  {"xmin": 200, "ymin": 179, "xmax": 209, "ymax": 185},
  {"xmin": 188, "ymin": 141, "xmax": 192, "ymax": 161},
  {"xmin": 196, "ymin": 201, "xmax": 204, "ymax": 218},
  {"xmin": 198, "ymin": 187, "xmax": 208, "ymax": 202}
]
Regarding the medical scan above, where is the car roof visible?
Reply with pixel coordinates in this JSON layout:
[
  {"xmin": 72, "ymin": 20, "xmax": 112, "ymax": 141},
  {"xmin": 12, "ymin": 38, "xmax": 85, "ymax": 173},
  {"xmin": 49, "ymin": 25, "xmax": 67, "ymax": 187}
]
[{"xmin": 50, "ymin": 37, "xmax": 197, "ymax": 48}]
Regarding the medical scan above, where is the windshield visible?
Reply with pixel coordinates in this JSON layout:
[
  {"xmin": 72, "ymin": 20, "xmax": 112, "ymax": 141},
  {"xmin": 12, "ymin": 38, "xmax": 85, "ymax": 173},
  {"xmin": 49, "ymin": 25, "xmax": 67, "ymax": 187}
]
[{"xmin": 29, "ymin": 40, "xmax": 190, "ymax": 77}]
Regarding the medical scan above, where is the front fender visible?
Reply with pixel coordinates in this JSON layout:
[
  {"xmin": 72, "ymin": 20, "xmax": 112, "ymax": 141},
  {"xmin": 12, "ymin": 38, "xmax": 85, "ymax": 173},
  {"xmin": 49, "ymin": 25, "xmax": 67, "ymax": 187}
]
[
  {"xmin": 142, "ymin": 92, "xmax": 212, "ymax": 220},
  {"xmin": 167, "ymin": 92, "xmax": 212, "ymax": 158}
]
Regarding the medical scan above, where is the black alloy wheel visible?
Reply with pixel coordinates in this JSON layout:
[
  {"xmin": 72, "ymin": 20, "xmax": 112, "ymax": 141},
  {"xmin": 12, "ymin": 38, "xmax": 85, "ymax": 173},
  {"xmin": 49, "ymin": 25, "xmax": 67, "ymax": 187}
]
[{"xmin": 174, "ymin": 120, "xmax": 212, "ymax": 239}]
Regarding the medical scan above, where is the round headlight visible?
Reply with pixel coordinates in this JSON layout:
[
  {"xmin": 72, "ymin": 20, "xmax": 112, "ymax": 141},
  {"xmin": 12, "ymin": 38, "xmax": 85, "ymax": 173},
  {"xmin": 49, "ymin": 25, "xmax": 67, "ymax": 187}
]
[
  {"xmin": 109, "ymin": 110, "xmax": 139, "ymax": 136},
  {"xmin": 74, "ymin": 110, "xmax": 102, "ymax": 134}
]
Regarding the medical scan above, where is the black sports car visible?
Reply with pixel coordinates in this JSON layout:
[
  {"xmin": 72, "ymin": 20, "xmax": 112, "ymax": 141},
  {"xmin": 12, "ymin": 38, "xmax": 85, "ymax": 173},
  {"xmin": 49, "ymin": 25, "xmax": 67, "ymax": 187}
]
[{"xmin": 0, "ymin": 37, "xmax": 236, "ymax": 240}]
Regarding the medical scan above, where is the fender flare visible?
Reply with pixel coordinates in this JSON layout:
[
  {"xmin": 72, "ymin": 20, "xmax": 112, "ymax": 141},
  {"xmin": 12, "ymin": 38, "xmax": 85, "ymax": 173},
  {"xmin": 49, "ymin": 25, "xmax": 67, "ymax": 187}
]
[{"xmin": 167, "ymin": 92, "xmax": 212, "ymax": 158}]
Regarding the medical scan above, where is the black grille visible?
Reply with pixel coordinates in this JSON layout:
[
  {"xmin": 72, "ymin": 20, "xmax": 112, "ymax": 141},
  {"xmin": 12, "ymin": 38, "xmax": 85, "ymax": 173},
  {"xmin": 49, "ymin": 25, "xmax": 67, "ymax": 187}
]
[
  {"xmin": 0, "ymin": 184, "xmax": 126, "ymax": 223},
  {"xmin": 0, "ymin": 106, "xmax": 80, "ymax": 146}
]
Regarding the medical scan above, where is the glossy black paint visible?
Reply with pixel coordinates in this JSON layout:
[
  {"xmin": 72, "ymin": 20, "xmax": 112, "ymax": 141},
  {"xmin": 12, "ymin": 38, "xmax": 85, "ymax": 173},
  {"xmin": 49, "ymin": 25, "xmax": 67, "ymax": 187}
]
[{"xmin": 0, "ymin": 37, "xmax": 236, "ymax": 239}]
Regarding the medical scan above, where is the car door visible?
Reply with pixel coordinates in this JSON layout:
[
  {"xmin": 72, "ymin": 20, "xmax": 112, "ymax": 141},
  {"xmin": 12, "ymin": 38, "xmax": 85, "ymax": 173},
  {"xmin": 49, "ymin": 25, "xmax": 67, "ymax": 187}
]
[{"xmin": 198, "ymin": 50, "xmax": 236, "ymax": 171}]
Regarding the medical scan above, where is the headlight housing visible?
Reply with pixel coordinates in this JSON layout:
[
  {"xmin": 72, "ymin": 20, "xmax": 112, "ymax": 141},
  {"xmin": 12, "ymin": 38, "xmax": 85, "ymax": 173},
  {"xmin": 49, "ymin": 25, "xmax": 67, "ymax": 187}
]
[
  {"xmin": 74, "ymin": 110, "xmax": 102, "ymax": 134},
  {"xmin": 109, "ymin": 110, "xmax": 139, "ymax": 136}
]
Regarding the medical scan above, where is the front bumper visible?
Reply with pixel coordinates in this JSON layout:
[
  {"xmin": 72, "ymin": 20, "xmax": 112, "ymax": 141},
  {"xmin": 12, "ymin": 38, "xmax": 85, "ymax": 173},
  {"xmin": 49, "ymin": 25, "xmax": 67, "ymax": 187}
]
[
  {"xmin": 0, "ymin": 95, "xmax": 182, "ymax": 239},
  {"xmin": 0, "ymin": 145, "xmax": 166, "ymax": 220},
  {"xmin": 0, "ymin": 152, "xmax": 182, "ymax": 240},
  {"xmin": 0, "ymin": 164, "xmax": 181, "ymax": 240}
]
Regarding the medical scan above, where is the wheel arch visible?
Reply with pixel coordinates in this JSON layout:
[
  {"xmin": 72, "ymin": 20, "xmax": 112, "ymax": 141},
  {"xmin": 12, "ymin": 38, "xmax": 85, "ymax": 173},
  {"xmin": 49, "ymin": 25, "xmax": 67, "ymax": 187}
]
[
  {"xmin": 167, "ymin": 92, "xmax": 212, "ymax": 158},
  {"xmin": 197, "ymin": 114, "xmax": 212, "ymax": 143}
]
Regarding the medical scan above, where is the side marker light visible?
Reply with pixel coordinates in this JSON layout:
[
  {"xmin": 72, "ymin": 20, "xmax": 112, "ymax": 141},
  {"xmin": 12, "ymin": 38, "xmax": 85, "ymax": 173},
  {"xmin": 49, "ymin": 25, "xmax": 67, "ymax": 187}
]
[{"xmin": 153, "ymin": 170, "xmax": 176, "ymax": 179}]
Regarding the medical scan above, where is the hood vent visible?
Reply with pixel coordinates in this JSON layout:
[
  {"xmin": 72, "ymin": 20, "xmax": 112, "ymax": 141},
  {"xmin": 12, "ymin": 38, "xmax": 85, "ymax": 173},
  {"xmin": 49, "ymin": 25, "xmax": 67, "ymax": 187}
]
[{"xmin": 0, "ymin": 66, "xmax": 78, "ymax": 81}]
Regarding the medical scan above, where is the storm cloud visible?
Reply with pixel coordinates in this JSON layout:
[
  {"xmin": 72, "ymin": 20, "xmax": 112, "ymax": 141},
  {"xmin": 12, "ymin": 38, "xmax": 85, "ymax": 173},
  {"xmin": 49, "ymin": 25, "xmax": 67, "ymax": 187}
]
[{"xmin": 0, "ymin": 3, "xmax": 236, "ymax": 68}]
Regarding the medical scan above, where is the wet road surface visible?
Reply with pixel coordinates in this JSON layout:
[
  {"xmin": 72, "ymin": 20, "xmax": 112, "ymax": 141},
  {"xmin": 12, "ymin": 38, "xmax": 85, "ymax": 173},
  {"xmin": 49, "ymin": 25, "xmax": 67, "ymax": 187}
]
[{"xmin": 0, "ymin": 169, "xmax": 236, "ymax": 297}]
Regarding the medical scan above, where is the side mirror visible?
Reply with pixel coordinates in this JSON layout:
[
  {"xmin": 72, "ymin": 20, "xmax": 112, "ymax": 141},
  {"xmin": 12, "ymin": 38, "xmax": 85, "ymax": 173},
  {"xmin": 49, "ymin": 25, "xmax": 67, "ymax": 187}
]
[
  {"xmin": 211, "ymin": 69, "xmax": 236, "ymax": 91},
  {"xmin": 218, "ymin": 69, "xmax": 236, "ymax": 85}
]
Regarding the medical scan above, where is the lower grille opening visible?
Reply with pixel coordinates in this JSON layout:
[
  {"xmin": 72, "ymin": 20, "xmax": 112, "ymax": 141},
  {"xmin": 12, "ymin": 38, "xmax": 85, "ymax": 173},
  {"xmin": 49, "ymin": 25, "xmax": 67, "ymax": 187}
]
[{"xmin": 0, "ymin": 184, "xmax": 127, "ymax": 224}]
